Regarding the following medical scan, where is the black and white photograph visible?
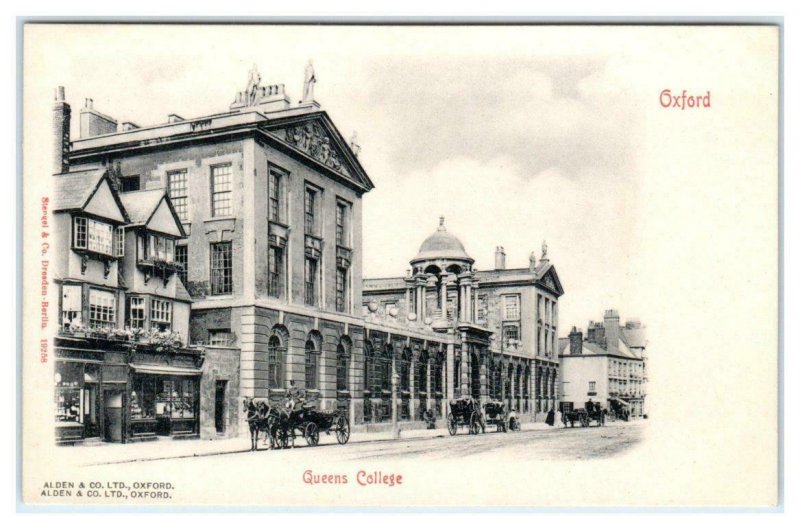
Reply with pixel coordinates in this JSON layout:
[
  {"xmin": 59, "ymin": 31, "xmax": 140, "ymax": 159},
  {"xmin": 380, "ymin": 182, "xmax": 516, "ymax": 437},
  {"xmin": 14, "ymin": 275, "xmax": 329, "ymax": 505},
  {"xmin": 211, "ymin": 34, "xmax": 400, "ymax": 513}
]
[{"xmin": 19, "ymin": 22, "xmax": 779, "ymax": 508}]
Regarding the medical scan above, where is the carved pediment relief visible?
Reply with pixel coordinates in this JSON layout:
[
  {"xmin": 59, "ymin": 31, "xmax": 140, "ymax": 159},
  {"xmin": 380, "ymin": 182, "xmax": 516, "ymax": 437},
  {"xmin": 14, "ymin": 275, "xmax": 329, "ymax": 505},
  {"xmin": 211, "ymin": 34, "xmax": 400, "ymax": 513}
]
[{"xmin": 277, "ymin": 122, "xmax": 352, "ymax": 177}]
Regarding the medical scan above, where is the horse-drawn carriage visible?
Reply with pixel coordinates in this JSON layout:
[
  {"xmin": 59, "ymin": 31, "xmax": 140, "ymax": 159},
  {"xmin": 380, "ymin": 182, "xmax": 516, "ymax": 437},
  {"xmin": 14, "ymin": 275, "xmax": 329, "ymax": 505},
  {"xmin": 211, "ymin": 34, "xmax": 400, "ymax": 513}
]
[
  {"xmin": 561, "ymin": 403, "xmax": 606, "ymax": 428},
  {"xmin": 447, "ymin": 396, "xmax": 483, "ymax": 435},
  {"xmin": 482, "ymin": 400, "xmax": 508, "ymax": 433},
  {"xmin": 244, "ymin": 397, "xmax": 350, "ymax": 450}
]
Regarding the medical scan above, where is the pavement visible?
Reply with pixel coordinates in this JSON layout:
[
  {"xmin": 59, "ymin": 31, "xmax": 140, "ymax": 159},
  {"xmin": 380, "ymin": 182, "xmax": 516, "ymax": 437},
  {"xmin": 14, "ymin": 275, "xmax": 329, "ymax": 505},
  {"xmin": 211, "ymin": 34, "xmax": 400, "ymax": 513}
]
[{"xmin": 69, "ymin": 419, "xmax": 569, "ymax": 467}]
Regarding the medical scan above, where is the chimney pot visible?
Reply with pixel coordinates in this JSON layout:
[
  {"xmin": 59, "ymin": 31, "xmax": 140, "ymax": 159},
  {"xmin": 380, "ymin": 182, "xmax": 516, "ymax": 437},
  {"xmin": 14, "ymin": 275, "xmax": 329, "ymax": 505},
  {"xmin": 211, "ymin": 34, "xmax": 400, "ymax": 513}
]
[{"xmin": 494, "ymin": 246, "xmax": 506, "ymax": 270}]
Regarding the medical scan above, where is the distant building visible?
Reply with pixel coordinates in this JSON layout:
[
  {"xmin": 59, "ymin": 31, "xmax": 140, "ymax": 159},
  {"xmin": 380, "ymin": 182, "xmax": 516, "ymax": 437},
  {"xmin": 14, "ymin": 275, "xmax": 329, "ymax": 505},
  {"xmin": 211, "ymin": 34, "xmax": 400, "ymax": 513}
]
[
  {"xmin": 558, "ymin": 310, "xmax": 648, "ymax": 419},
  {"xmin": 363, "ymin": 229, "xmax": 564, "ymax": 419}
]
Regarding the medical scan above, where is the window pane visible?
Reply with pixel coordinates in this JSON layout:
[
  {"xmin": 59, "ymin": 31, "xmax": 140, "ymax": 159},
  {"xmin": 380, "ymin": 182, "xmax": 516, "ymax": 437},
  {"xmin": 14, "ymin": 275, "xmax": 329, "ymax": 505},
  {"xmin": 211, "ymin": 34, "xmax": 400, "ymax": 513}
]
[
  {"xmin": 268, "ymin": 246, "xmax": 283, "ymax": 298},
  {"xmin": 129, "ymin": 296, "xmax": 145, "ymax": 329},
  {"xmin": 175, "ymin": 245, "xmax": 188, "ymax": 286},
  {"xmin": 167, "ymin": 169, "xmax": 189, "ymax": 221},
  {"xmin": 89, "ymin": 289, "xmax": 116, "ymax": 329},
  {"xmin": 211, "ymin": 164, "xmax": 233, "ymax": 217},
  {"xmin": 210, "ymin": 242, "xmax": 233, "ymax": 295},
  {"xmin": 61, "ymin": 285, "xmax": 82, "ymax": 330},
  {"xmin": 304, "ymin": 188, "xmax": 315, "ymax": 235}
]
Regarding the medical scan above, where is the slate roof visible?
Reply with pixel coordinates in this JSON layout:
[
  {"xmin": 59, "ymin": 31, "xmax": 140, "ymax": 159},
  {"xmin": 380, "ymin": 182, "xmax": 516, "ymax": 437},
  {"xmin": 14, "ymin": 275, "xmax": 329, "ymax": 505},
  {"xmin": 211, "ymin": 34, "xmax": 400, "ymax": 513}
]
[
  {"xmin": 119, "ymin": 189, "xmax": 167, "ymax": 226},
  {"xmin": 621, "ymin": 326, "xmax": 647, "ymax": 349},
  {"xmin": 174, "ymin": 277, "xmax": 193, "ymax": 303}
]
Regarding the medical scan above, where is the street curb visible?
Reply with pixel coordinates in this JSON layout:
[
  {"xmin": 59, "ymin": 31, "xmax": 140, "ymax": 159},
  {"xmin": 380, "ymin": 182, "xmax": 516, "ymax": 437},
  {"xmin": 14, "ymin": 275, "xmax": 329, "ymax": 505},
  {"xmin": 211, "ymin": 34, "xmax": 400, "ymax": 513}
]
[{"xmin": 82, "ymin": 424, "xmax": 574, "ymax": 467}]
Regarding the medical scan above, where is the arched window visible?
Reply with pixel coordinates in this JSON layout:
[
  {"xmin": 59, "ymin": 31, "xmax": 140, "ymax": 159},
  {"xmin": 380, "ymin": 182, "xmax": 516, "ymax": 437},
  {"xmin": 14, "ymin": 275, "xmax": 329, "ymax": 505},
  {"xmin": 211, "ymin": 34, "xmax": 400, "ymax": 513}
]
[
  {"xmin": 267, "ymin": 334, "xmax": 284, "ymax": 389},
  {"xmin": 305, "ymin": 339, "xmax": 319, "ymax": 390},
  {"xmin": 381, "ymin": 345, "xmax": 392, "ymax": 391},
  {"xmin": 336, "ymin": 341, "xmax": 350, "ymax": 392},
  {"xmin": 364, "ymin": 341, "xmax": 375, "ymax": 393},
  {"xmin": 434, "ymin": 351, "xmax": 444, "ymax": 393},
  {"xmin": 416, "ymin": 351, "xmax": 429, "ymax": 394},
  {"xmin": 400, "ymin": 349, "xmax": 411, "ymax": 392}
]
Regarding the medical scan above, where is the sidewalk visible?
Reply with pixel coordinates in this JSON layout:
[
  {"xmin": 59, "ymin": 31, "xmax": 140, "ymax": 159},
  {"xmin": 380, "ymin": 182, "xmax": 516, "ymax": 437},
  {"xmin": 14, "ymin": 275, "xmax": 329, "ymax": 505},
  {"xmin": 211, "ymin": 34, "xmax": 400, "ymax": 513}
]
[{"xmin": 70, "ymin": 421, "xmax": 558, "ymax": 467}]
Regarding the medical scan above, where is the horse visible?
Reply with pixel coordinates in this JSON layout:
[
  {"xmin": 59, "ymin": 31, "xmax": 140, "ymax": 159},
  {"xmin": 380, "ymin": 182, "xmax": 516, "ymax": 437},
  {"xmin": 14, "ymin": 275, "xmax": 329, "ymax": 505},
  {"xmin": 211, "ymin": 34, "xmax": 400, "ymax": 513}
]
[{"xmin": 242, "ymin": 397, "xmax": 271, "ymax": 451}]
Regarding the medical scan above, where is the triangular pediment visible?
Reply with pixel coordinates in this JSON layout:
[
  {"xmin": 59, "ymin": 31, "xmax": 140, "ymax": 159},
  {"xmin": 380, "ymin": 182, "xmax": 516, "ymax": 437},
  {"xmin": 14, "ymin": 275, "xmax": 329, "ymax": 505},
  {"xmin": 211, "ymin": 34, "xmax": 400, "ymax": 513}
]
[
  {"xmin": 263, "ymin": 114, "xmax": 374, "ymax": 193},
  {"xmin": 83, "ymin": 179, "xmax": 126, "ymax": 223},
  {"xmin": 537, "ymin": 265, "xmax": 565, "ymax": 296},
  {"xmin": 146, "ymin": 196, "xmax": 184, "ymax": 237}
]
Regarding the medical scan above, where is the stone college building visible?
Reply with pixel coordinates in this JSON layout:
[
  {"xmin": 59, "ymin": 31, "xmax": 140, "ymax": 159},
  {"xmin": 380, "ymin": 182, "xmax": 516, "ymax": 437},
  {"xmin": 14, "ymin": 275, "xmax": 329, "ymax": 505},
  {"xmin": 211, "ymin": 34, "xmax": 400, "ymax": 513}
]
[{"xmin": 50, "ymin": 65, "xmax": 564, "ymax": 444}]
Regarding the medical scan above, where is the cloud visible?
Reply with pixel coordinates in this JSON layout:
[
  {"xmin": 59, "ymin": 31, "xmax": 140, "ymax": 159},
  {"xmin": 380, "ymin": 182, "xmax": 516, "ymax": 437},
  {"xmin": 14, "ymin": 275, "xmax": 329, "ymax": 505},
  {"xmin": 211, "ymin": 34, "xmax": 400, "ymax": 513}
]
[{"xmin": 357, "ymin": 56, "xmax": 642, "ymax": 182}]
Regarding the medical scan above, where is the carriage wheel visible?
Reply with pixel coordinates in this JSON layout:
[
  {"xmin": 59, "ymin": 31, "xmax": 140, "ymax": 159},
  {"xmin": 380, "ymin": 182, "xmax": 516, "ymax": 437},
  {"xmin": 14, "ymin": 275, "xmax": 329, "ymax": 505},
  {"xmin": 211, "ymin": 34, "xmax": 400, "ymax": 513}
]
[
  {"xmin": 335, "ymin": 415, "xmax": 350, "ymax": 445},
  {"xmin": 581, "ymin": 415, "xmax": 589, "ymax": 428},
  {"xmin": 469, "ymin": 412, "xmax": 481, "ymax": 435},
  {"xmin": 447, "ymin": 413, "xmax": 457, "ymax": 436},
  {"xmin": 304, "ymin": 423, "xmax": 320, "ymax": 447}
]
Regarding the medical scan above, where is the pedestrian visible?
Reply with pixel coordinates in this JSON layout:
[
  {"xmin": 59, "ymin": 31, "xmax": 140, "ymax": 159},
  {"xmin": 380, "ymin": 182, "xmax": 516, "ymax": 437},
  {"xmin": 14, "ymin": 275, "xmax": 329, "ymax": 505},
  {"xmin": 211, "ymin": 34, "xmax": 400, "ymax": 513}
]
[{"xmin": 545, "ymin": 408, "xmax": 555, "ymax": 426}]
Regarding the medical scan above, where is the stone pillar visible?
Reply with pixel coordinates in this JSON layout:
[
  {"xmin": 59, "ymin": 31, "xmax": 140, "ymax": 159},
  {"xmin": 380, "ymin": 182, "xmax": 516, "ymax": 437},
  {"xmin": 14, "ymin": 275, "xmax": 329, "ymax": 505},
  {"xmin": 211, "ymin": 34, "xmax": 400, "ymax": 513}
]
[
  {"xmin": 426, "ymin": 358, "xmax": 432, "ymax": 413},
  {"xmin": 409, "ymin": 354, "xmax": 416, "ymax": 421},
  {"xmin": 404, "ymin": 286, "xmax": 411, "ymax": 318},
  {"xmin": 440, "ymin": 273, "xmax": 448, "ymax": 314},
  {"xmin": 479, "ymin": 349, "xmax": 488, "ymax": 405},
  {"xmin": 460, "ymin": 347, "xmax": 470, "ymax": 398},
  {"xmin": 465, "ymin": 284, "xmax": 472, "ymax": 322},
  {"xmin": 446, "ymin": 339, "xmax": 455, "ymax": 403},
  {"xmin": 500, "ymin": 360, "xmax": 506, "ymax": 403},
  {"xmin": 510, "ymin": 364, "xmax": 516, "ymax": 411}
]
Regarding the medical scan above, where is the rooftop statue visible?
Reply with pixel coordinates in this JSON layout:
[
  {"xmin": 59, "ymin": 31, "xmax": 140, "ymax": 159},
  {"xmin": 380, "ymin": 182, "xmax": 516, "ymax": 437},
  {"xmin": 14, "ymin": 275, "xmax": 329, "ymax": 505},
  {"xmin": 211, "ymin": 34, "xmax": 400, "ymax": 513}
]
[
  {"xmin": 246, "ymin": 64, "xmax": 261, "ymax": 106},
  {"xmin": 303, "ymin": 60, "xmax": 316, "ymax": 102}
]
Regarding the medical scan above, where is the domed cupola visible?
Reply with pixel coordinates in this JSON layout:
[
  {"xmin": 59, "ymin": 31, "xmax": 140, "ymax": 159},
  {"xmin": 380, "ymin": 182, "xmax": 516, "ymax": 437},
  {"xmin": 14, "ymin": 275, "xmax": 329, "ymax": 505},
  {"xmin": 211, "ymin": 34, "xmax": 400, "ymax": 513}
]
[{"xmin": 411, "ymin": 216, "xmax": 474, "ymax": 273}]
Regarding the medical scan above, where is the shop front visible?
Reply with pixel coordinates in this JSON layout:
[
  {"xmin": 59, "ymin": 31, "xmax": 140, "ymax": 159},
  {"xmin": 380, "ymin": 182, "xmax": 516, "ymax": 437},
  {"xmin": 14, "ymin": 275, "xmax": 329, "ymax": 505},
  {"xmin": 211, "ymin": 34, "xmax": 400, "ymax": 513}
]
[{"xmin": 54, "ymin": 335, "xmax": 204, "ymax": 444}]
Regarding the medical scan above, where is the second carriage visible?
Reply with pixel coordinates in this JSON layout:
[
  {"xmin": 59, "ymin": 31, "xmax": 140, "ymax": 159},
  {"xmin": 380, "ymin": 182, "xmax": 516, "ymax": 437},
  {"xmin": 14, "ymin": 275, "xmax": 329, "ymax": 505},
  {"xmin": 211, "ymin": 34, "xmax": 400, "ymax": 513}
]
[
  {"xmin": 272, "ymin": 404, "xmax": 351, "ymax": 448},
  {"xmin": 447, "ymin": 396, "xmax": 483, "ymax": 435}
]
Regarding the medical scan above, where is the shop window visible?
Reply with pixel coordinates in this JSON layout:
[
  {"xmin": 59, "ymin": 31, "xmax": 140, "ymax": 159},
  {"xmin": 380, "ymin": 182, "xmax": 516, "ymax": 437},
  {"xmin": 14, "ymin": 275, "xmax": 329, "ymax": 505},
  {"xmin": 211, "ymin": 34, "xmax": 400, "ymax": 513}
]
[
  {"xmin": 89, "ymin": 289, "xmax": 116, "ymax": 329},
  {"xmin": 131, "ymin": 375, "xmax": 157, "ymax": 420},
  {"xmin": 128, "ymin": 296, "xmax": 145, "ymax": 329},
  {"xmin": 150, "ymin": 299, "xmax": 172, "ymax": 331},
  {"xmin": 61, "ymin": 284, "xmax": 82, "ymax": 330},
  {"xmin": 156, "ymin": 378, "xmax": 196, "ymax": 419},
  {"xmin": 210, "ymin": 242, "xmax": 233, "ymax": 295},
  {"xmin": 54, "ymin": 363, "xmax": 83, "ymax": 423},
  {"xmin": 211, "ymin": 163, "xmax": 233, "ymax": 217}
]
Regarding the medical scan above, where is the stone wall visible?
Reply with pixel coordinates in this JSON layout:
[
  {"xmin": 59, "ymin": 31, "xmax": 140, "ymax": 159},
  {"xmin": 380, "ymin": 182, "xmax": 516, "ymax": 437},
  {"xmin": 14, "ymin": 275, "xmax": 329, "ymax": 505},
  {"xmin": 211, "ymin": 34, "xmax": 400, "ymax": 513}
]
[{"xmin": 199, "ymin": 346, "xmax": 241, "ymax": 439}]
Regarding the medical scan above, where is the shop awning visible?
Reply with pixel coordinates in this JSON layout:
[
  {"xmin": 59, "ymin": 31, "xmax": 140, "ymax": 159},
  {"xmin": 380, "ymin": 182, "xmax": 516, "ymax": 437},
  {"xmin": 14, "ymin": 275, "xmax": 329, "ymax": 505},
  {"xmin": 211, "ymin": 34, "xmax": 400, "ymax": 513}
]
[
  {"xmin": 130, "ymin": 364, "xmax": 202, "ymax": 376},
  {"xmin": 611, "ymin": 397, "xmax": 631, "ymax": 407}
]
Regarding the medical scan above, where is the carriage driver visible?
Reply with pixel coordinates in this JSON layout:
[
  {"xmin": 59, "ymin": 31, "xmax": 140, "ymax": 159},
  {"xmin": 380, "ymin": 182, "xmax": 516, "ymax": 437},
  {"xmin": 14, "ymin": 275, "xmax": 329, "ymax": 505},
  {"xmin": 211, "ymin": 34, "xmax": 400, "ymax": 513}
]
[
  {"xmin": 585, "ymin": 398, "xmax": 595, "ymax": 414},
  {"xmin": 286, "ymin": 379, "xmax": 301, "ymax": 412}
]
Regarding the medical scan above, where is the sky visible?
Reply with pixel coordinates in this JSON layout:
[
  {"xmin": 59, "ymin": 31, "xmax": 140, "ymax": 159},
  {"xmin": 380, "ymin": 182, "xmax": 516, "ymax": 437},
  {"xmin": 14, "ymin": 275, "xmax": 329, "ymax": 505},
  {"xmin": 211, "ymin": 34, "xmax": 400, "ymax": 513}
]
[{"xmin": 30, "ymin": 24, "xmax": 649, "ymax": 334}]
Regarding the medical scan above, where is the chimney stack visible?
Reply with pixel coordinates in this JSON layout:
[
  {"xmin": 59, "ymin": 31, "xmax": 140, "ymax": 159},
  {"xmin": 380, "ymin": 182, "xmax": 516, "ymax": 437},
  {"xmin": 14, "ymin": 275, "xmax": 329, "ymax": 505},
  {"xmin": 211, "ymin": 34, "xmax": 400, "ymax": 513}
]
[
  {"xmin": 604, "ymin": 309, "xmax": 620, "ymax": 349},
  {"xmin": 494, "ymin": 246, "xmax": 506, "ymax": 270},
  {"xmin": 80, "ymin": 97, "xmax": 118, "ymax": 138},
  {"xmin": 568, "ymin": 326, "xmax": 583, "ymax": 355},
  {"xmin": 52, "ymin": 86, "xmax": 71, "ymax": 174}
]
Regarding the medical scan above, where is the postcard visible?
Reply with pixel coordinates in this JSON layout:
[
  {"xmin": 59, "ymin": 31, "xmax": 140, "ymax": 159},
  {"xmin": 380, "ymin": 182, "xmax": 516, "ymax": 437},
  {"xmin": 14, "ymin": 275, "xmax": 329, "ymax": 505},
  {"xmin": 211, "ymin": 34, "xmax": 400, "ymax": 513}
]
[{"xmin": 20, "ymin": 23, "xmax": 780, "ymax": 508}]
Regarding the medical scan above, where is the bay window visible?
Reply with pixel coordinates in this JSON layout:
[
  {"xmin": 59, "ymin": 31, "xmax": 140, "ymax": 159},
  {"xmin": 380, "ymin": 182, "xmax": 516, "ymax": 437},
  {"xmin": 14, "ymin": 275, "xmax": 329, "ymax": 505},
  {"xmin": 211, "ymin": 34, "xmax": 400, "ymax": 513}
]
[
  {"xmin": 150, "ymin": 299, "xmax": 172, "ymax": 332},
  {"xmin": 73, "ymin": 217, "xmax": 119, "ymax": 256},
  {"xmin": 89, "ymin": 289, "xmax": 116, "ymax": 329},
  {"xmin": 128, "ymin": 296, "xmax": 145, "ymax": 329},
  {"xmin": 61, "ymin": 284, "xmax": 82, "ymax": 330}
]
